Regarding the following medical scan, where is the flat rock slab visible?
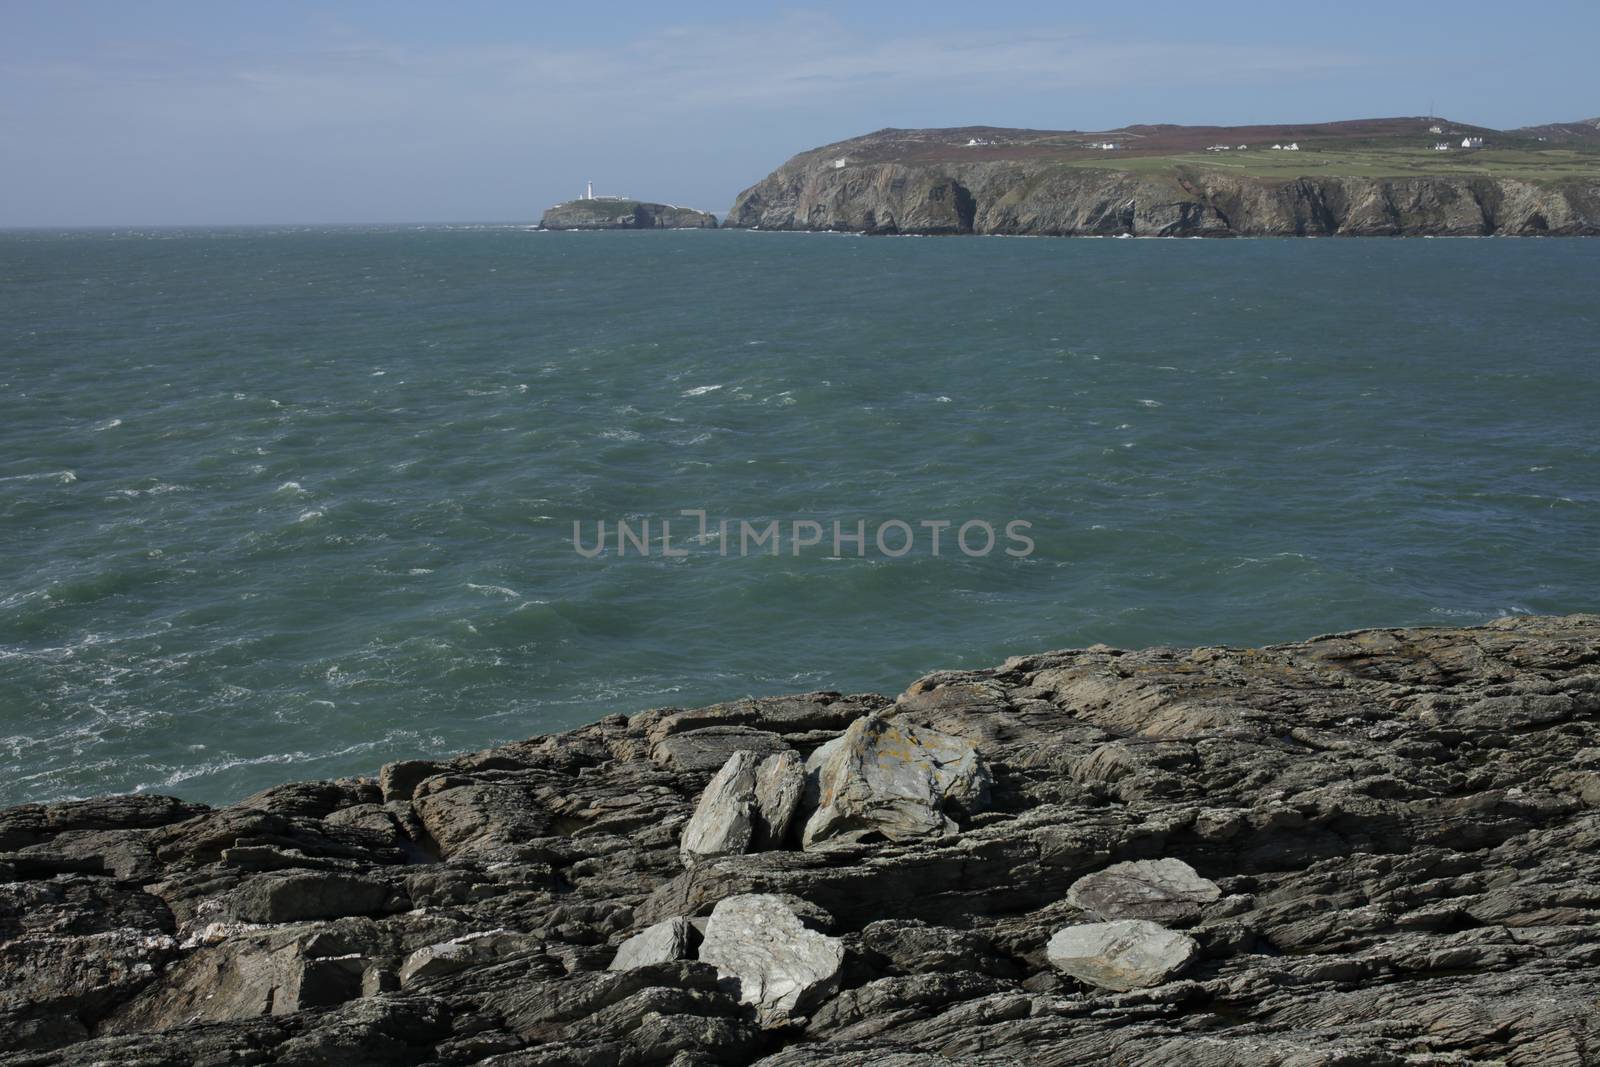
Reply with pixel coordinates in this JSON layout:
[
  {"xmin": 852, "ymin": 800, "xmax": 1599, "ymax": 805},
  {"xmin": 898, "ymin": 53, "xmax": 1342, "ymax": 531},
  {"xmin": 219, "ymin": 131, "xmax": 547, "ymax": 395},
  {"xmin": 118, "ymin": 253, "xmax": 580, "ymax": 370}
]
[
  {"xmin": 1047, "ymin": 919, "xmax": 1199, "ymax": 991},
  {"xmin": 652, "ymin": 726, "xmax": 790, "ymax": 773},
  {"xmin": 1067, "ymin": 858, "xmax": 1222, "ymax": 924},
  {"xmin": 802, "ymin": 712, "xmax": 991, "ymax": 849},
  {"xmin": 698, "ymin": 893, "xmax": 844, "ymax": 1020}
]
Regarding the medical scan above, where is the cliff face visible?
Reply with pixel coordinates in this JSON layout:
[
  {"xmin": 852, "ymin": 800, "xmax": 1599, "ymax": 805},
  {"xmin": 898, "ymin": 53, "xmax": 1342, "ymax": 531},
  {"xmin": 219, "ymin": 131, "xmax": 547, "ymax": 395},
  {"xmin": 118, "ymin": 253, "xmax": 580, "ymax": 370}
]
[
  {"xmin": 725, "ymin": 156, "xmax": 1600, "ymax": 237},
  {"xmin": 540, "ymin": 200, "xmax": 717, "ymax": 230},
  {"xmin": 5, "ymin": 615, "xmax": 1600, "ymax": 1064}
]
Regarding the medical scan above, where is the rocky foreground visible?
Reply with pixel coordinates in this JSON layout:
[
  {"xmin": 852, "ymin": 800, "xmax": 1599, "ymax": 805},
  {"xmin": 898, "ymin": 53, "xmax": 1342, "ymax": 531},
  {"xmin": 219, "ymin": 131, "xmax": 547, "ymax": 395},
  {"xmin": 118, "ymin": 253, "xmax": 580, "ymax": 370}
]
[
  {"xmin": 6, "ymin": 615, "xmax": 1600, "ymax": 1065},
  {"xmin": 724, "ymin": 127, "xmax": 1600, "ymax": 236}
]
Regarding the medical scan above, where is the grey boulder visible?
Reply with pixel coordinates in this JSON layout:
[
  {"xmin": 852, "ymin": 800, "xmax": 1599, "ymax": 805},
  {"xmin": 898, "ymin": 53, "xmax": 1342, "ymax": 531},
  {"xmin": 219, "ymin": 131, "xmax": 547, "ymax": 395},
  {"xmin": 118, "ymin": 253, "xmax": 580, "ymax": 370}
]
[
  {"xmin": 752, "ymin": 749, "xmax": 805, "ymax": 849},
  {"xmin": 609, "ymin": 916, "xmax": 697, "ymax": 970},
  {"xmin": 698, "ymin": 893, "xmax": 844, "ymax": 1020},
  {"xmin": 1066, "ymin": 858, "xmax": 1222, "ymax": 924},
  {"xmin": 679, "ymin": 751, "xmax": 760, "ymax": 865},
  {"xmin": 801, "ymin": 712, "xmax": 990, "ymax": 849},
  {"xmin": 1046, "ymin": 919, "xmax": 1199, "ymax": 991},
  {"xmin": 680, "ymin": 749, "xmax": 807, "ymax": 864}
]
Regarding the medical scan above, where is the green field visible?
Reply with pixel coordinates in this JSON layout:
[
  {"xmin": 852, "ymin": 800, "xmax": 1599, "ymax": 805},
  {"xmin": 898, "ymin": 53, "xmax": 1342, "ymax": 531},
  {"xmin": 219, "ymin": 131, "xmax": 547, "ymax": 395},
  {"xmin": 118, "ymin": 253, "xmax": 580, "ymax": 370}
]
[{"xmin": 1066, "ymin": 146, "xmax": 1600, "ymax": 181}]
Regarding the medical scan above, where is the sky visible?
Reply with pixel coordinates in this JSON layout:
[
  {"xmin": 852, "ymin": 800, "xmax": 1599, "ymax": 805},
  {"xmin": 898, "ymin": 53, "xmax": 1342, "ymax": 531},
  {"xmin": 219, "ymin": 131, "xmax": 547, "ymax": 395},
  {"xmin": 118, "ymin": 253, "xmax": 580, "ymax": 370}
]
[{"xmin": 1, "ymin": 1, "xmax": 1595, "ymax": 226}]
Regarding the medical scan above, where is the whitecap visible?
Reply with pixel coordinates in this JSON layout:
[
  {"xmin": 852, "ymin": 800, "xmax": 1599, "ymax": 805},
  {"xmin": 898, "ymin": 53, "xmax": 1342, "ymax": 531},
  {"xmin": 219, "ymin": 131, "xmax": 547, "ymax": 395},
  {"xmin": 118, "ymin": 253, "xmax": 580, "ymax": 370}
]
[
  {"xmin": 2, "ymin": 470, "xmax": 78, "ymax": 485},
  {"xmin": 935, "ymin": 396, "xmax": 953, "ymax": 403},
  {"xmin": 296, "ymin": 509, "xmax": 324, "ymax": 523},
  {"xmin": 466, "ymin": 582, "xmax": 520, "ymax": 599},
  {"xmin": 681, "ymin": 384, "xmax": 723, "ymax": 397},
  {"xmin": 275, "ymin": 481, "xmax": 307, "ymax": 495},
  {"xmin": 156, "ymin": 750, "xmax": 313, "ymax": 787},
  {"xmin": 93, "ymin": 417, "xmax": 123, "ymax": 431},
  {"xmin": 1136, "ymin": 399, "xmax": 1163, "ymax": 407}
]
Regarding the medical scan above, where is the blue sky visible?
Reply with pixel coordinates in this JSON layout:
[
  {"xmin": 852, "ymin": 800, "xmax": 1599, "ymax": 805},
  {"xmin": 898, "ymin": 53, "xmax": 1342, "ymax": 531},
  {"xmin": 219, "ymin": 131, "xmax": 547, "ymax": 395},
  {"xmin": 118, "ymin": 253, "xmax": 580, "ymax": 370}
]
[{"xmin": 1, "ymin": 1, "xmax": 1595, "ymax": 225}]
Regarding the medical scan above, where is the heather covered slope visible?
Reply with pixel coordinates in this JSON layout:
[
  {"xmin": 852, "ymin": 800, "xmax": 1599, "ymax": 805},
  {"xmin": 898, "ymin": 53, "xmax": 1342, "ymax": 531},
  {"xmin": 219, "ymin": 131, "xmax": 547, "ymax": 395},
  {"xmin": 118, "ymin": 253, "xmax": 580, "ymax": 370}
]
[{"xmin": 5, "ymin": 615, "xmax": 1600, "ymax": 1064}]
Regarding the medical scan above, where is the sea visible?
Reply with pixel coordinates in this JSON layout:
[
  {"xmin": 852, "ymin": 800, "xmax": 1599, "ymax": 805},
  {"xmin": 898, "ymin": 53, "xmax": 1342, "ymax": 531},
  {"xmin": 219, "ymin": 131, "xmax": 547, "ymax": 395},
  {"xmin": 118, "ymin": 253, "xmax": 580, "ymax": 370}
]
[{"xmin": 2, "ymin": 225, "xmax": 1597, "ymax": 807}]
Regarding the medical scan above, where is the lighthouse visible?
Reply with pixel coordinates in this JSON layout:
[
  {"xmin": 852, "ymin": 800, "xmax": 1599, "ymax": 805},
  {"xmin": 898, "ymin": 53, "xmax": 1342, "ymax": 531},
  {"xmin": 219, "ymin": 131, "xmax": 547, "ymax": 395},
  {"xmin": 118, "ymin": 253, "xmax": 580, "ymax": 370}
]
[{"xmin": 585, "ymin": 181, "xmax": 593, "ymax": 200}]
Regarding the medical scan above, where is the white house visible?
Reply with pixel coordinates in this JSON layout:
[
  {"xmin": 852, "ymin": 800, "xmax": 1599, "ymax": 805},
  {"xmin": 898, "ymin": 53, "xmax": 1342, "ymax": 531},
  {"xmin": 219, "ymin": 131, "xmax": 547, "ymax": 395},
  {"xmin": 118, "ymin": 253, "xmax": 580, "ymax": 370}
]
[
  {"xmin": 1429, "ymin": 125, "xmax": 1443, "ymax": 134},
  {"xmin": 1434, "ymin": 142, "xmax": 1452, "ymax": 151},
  {"xmin": 1461, "ymin": 136, "xmax": 1484, "ymax": 148}
]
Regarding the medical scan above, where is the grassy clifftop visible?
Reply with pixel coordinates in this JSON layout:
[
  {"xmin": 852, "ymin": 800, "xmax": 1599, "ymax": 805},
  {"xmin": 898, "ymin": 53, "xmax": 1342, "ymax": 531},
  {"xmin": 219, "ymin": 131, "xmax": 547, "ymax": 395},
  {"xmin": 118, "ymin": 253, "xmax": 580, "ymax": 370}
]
[{"xmin": 725, "ymin": 117, "xmax": 1600, "ymax": 236}]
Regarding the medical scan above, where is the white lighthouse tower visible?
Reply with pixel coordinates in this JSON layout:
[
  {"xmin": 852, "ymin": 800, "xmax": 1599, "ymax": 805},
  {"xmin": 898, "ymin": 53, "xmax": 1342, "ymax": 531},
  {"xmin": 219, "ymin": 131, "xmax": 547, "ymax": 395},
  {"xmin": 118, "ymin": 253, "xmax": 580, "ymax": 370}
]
[{"xmin": 585, "ymin": 181, "xmax": 593, "ymax": 200}]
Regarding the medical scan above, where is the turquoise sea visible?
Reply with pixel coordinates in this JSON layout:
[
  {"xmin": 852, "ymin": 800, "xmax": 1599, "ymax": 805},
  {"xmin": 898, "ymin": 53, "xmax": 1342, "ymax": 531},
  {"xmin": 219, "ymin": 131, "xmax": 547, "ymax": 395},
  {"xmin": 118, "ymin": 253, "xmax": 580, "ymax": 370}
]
[{"xmin": 2, "ymin": 226, "xmax": 1597, "ymax": 806}]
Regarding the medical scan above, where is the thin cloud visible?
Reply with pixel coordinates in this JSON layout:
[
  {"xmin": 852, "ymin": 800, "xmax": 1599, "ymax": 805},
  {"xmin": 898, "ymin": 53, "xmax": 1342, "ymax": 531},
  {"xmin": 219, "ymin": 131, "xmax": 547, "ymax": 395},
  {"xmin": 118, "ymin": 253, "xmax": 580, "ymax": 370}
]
[{"xmin": 2, "ymin": 15, "xmax": 1366, "ymax": 132}]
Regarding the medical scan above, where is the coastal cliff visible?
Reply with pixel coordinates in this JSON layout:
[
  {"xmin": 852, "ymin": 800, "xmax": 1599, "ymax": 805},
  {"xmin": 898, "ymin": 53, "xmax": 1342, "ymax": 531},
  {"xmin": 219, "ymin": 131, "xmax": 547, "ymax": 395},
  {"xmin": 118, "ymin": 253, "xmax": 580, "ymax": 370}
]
[
  {"xmin": 725, "ymin": 125, "xmax": 1600, "ymax": 236},
  {"xmin": 5, "ymin": 614, "xmax": 1600, "ymax": 1063},
  {"xmin": 540, "ymin": 200, "xmax": 717, "ymax": 231}
]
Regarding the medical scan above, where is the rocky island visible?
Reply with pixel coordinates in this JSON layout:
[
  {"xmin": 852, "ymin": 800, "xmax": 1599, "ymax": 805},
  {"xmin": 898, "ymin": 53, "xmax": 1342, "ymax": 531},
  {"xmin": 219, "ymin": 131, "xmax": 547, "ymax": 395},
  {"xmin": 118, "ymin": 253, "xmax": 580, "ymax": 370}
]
[
  {"xmin": 5, "ymin": 614, "xmax": 1600, "ymax": 1064},
  {"xmin": 726, "ymin": 117, "xmax": 1600, "ymax": 236},
  {"xmin": 540, "ymin": 199, "xmax": 717, "ymax": 231}
]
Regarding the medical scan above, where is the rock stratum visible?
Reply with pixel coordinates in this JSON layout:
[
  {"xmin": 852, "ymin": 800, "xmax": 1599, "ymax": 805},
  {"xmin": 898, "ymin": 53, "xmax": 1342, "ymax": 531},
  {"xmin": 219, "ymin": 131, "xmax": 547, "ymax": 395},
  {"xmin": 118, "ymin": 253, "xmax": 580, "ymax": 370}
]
[
  {"xmin": 6, "ymin": 614, "xmax": 1600, "ymax": 1064},
  {"xmin": 539, "ymin": 200, "xmax": 716, "ymax": 231},
  {"xmin": 725, "ymin": 123, "xmax": 1600, "ymax": 236}
]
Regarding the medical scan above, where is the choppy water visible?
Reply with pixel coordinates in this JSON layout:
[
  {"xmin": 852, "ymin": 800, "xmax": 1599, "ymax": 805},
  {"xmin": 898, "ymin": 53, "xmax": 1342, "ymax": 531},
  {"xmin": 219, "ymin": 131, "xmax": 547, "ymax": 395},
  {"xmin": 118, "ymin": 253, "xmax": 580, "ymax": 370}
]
[{"xmin": 2, "ymin": 225, "xmax": 1598, "ymax": 806}]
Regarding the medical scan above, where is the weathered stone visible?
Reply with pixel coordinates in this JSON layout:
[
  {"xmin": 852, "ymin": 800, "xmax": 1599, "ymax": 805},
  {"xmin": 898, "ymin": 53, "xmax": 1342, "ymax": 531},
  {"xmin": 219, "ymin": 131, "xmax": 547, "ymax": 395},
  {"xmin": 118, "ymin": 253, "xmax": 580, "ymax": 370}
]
[
  {"xmin": 1046, "ymin": 919, "xmax": 1199, "ymax": 991},
  {"xmin": 753, "ymin": 750, "xmax": 806, "ymax": 850},
  {"xmin": 608, "ymin": 917, "xmax": 696, "ymax": 970},
  {"xmin": 225, "ymin": 872, "xmax": 396, "ymax": 924},
  {"xmin": 801, "ymin": 712, "xmax": 991, "ymax": 849},
  {"xmin": 399, "ymin": 930, "xmax": 540, "ymax": 985},
  {"xmin": 1066, "ymin": 858, "xmax": 1222, "ymax": 924},
  {"xmin": 698, "ymin": 893, "xmax": 844, "ymax": 1020},
  {"xmin": 858, "ymin": 919, "xmax": 1016, "ymax": 978},
  {"xmin": 680, "ymin": 751, "xmax": 760, "ymax": 865},
  {"xmin": 377, "ymin": 759, "xmax": 442, "ymax": 803},
  {"xmin": 652, "ymin": 726, "xmax": 790, "ymax": 773},
  {"xmin": 635, "ymin": 693, "xmax": 888, "ymax": 744}
]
